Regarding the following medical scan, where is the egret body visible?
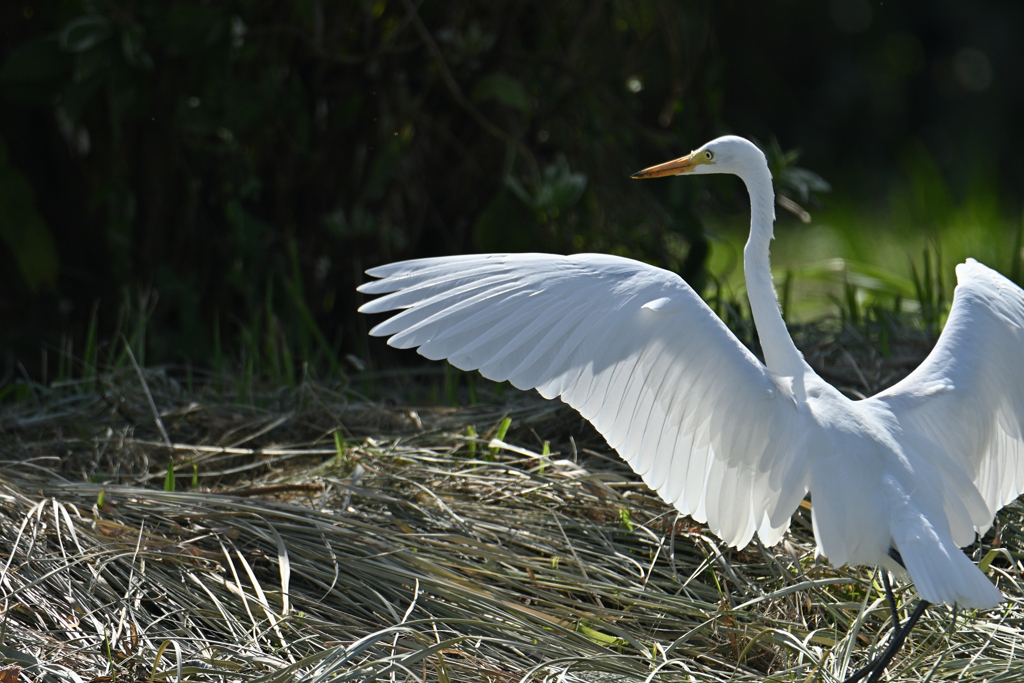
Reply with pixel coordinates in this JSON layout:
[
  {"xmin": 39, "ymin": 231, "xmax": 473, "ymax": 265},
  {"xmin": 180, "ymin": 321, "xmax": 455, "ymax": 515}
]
[{"xmin": 358, "ymin": 136, "xmax": 1023, "ymax": 677}]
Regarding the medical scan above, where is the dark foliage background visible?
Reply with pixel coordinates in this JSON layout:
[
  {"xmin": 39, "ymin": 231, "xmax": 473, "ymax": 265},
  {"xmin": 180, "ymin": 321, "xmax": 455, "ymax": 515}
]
[{"xmin": 0, "ymin": 0, "xmax": 1021, "ymax": 379}]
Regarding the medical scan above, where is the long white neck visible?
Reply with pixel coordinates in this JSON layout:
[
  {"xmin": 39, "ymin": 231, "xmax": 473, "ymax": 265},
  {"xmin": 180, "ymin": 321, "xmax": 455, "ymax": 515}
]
[{"xmin": 740, "ymin": 166, "xmax": 805, "ymax": 377}]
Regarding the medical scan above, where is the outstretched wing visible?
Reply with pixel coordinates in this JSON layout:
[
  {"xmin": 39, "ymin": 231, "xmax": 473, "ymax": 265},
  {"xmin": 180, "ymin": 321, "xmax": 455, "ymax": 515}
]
[
  {"xmin": 359, "ymin": 253, "xmax": 811, "ymax": 547},
  {"xmin": 875, "ymin": 259, "xmax": 1024, "ymax": 534}
]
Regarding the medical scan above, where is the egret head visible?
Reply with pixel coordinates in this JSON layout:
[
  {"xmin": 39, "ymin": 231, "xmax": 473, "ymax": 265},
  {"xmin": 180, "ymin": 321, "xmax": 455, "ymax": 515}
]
[{"xmin": 631, "ymin": 135, "xmax": 768, "ymax": 180}]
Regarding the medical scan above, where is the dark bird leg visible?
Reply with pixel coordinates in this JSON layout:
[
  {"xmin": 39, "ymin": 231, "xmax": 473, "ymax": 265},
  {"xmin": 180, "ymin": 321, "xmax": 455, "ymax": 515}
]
[
  {"xmin": 840, "ymin": 549, "xmax": 931, "ymax": 683},
  {"xmin": 881, "ymin": 572, "xmax": 900, "ymax": 631},
  {"xmin": 862, "ymin": 600, "xmax": 929, "ymax": 683}
]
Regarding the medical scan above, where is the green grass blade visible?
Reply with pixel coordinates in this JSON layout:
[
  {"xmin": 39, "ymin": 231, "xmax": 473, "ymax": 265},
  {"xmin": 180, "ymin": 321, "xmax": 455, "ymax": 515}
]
[{"xmin": 164, "ymin": 459, "xmax": 175, "ymax": 492}]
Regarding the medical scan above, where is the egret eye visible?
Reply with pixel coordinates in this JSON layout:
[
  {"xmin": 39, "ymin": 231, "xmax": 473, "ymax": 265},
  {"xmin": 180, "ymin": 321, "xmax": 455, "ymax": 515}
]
[{"xmin": 705, "ymin": 151, "xmax": 714, "ymax": 161}]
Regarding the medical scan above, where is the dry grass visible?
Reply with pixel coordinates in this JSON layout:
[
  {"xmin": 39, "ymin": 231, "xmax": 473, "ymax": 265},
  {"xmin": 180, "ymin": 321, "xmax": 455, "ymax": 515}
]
[{"xmin": 1, "ymin": 323, "xmax": 1023, "ymax": 682}]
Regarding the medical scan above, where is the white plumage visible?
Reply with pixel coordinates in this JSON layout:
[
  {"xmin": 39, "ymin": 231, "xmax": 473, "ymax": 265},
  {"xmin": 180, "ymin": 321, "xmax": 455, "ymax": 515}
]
[{"xmin": 359, "ymin": 135, "xmax": 1023, "ymax": 610}]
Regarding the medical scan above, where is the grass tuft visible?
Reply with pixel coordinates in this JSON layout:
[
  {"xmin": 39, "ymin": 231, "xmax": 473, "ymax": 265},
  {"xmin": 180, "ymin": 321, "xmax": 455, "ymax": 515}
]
[
  {"xmin": 0, "ymin": 354, "xmax": 1021, "ymax": 682},
  {"xmin": 2, "ymin": 290, "xmax": 1023, "ymax": 681}
]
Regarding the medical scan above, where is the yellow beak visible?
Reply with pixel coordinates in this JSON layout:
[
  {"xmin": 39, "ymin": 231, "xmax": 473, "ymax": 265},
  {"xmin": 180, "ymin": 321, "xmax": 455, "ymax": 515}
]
[{"xmin": 631, "ymin": 151, "xmax": 705, "ymax": 179}]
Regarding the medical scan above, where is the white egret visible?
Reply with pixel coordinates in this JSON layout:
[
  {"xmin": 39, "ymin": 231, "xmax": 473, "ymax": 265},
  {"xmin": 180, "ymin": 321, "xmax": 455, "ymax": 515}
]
[{"xmin": 358, "ymin": 136, "xmax": 1024, "ymax": 681}]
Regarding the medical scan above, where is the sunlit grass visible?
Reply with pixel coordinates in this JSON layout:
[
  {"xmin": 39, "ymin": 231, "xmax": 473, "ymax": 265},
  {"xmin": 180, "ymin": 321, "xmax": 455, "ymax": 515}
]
[
  {"xmin": 706, "ymin": 164, "xmax": 1022, "ymax": 324},
  {"xmin": 1, "ymin": 374, "xmax": 1021, "ymax": 682}
]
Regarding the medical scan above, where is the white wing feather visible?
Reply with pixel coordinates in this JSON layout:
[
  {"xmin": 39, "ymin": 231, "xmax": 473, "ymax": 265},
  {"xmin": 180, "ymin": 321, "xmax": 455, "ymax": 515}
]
[
  {"xmin": 876, "ymin": 259, "xmax": 1024, "ymax": 533},
  {"xmin": 360, "ymin": 253, "xmax": 811, "ymax": 547}
]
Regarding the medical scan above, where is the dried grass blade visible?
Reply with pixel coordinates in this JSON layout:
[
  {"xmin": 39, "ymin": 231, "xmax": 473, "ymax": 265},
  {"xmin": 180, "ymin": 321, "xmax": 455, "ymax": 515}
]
[
  {"xmin": 234, "ymin": 547, "xmax": 293, "ymax": 661},
  {"xmin": 267, "ymin": 523, "xmax": 291, "ymax": 617}
]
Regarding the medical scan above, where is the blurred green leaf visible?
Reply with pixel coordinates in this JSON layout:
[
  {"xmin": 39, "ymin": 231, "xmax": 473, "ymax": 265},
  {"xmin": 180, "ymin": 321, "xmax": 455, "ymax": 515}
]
[
  {"xmin": 60, "ymin": 73, "xmax": 105, "ymax": 120},
  {"xmin": 764, "ymin": 138, "xmax": 831, "ymax": 206},
  {"xmin": 75, "ymin": 38, "xmax": 119, "ymax": 85},
  {"xmin": 0, "ymin": 36, "xmax": 71, "ymax": 103},
  {"xmin": 0, "ymin": 35, "xmax": 71, "ymax": 83},
  {"xmin": 0, "ymin": 139, "xmax": 59, "ymax": 291},
  {"xmin": 121, "ymin": 24, "xmax": 154, "ymax": 70},
  {"xmin": 900, "ymin": 141, "xmax": 953, "ymax": 228},
  {"xmin": 474, "ymin": 188, "xmax": 538, "ymax": 252},
  {"xmin": 59, "ymin": 15, "xmax": 114, "ymax": 53},
  {"xmin": 361, "ymin": 137, "xmax": 404, "ymax": 202},
  {"xmin": 794, "ymin": 258, "xmax": 915, "ymax": 299},
  {"xmin": 472, "ymin": 73, "xmax": 529, "ymax": 111},
  {"xmin": 505, "ymin": 157, "xmax": 587, "ymax": 213},
  {"xmin": 154, "ymin": 4, "xmax": 227, "ymax": 54},
  {"xmin": 781, "ymin": 167, "xmax": 831, "ymax": 203},
  {"xmin": 536, "ymin": 157, "xmax": 587, "ymax": 210}
]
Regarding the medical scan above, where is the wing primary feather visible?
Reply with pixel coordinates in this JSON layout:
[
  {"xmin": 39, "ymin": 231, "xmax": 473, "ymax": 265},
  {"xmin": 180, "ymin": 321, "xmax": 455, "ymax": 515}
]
[
  {"xmin": 620, "ymin": 341, "xmax": 676, "ymax": 462},
  {"xmin": 375, "ymin": 282, "xmax": 530, "ymax": 343},
  {"xmin": 362, "ymin": 253, "xmax": 508, "ymax": 282},
  {"xmin": 424, "ymin": 293, "xmax": 575, "ymax": 368},
  {"xmin": 503, "ymin": 299, "xmax": 599, "ymax": 391},
  {"xmin": 359, "ymin": 270, "xmax": 520, "ymax": 312},
  {"xmin": 359, "ymin": 252, "xmax": 815, "ymax": 558}
]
